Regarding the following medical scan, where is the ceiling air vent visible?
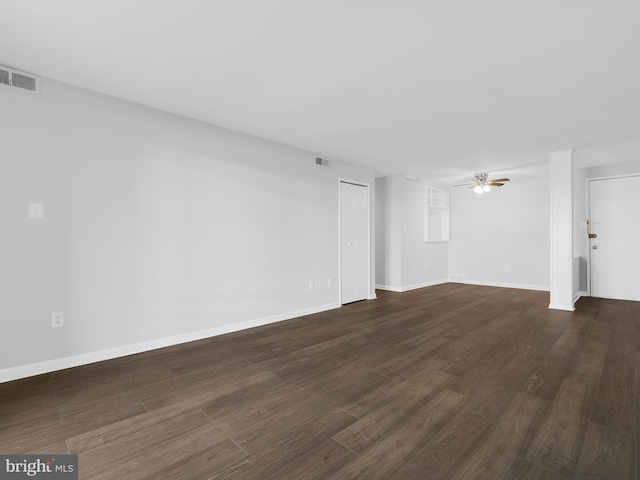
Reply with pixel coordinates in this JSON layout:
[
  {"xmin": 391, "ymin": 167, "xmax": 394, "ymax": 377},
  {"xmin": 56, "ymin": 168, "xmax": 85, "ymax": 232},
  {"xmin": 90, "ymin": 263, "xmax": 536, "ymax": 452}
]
[
  {"xmin": 314, "ymin": 156, "xmax": 330, "ymax": 168},
  {"xmin": 0, "ymin": 65, "xmax": 40, "ymax": 95}
]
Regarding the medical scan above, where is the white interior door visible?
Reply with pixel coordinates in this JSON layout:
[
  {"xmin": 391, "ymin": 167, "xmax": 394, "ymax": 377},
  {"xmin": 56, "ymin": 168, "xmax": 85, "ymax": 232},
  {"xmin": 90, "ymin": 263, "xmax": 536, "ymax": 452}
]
[
  {"xmin": 340, "ymin": 181, "xmax": 369, "ymax": 304},
  {"xmin": 589, "ymin": 175, "xmax": 640, "ymax": 301}
]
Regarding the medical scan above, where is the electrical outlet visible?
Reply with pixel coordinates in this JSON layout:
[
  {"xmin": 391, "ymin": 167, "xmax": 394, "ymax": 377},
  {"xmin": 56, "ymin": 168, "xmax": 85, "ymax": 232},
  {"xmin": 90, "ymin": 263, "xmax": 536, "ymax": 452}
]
[
  {"xmin": 308, "ymin": 281, "xmax": 314, "ymax": 290},
  {"xmin": 51, "ymin": 311, "xmax": 64, "ymax": 328},
  {"xmin": 327, "ymin": 278, "xmax": 333, "ymax": 287}
]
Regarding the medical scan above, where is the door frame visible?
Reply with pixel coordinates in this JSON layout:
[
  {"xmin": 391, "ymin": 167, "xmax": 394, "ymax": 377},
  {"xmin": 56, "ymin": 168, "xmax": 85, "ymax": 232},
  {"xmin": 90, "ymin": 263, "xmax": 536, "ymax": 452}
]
[
  {"xmin": 586, "ymin": 172, "xmax": 640, "ymax": 297},
  {"xmin": 338, "ymin": 178, "xmax": 373, "ymax": 305}
]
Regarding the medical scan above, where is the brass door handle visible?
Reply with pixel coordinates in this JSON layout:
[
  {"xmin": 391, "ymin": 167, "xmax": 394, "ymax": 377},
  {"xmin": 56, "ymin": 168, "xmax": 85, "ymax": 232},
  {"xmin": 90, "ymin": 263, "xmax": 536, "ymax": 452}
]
[{"xmin": 586, "ymin": 219, "xmax": 597, "ymax": 239}]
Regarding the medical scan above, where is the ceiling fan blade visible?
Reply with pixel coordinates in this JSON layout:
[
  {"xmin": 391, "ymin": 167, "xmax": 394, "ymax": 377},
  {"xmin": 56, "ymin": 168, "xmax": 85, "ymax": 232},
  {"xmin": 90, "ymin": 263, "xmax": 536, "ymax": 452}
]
[
  {"xmin": 489, "ymin": 178, "xmax": 510, "ymax": 182},
  {"xmin": 489, "ymin": 182, "xmax": 505, "ymax": 186},
  {"xmin": 453, "ymin": 183, "xmax": 473, "ymax": 187}
]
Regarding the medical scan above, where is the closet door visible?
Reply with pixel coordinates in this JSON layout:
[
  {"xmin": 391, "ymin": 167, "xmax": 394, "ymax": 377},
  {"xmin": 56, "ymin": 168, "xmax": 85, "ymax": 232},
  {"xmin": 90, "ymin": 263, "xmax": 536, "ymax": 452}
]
[{"xmin": 340, "ymin": 181, "xmax": 369, "ymax": 304}]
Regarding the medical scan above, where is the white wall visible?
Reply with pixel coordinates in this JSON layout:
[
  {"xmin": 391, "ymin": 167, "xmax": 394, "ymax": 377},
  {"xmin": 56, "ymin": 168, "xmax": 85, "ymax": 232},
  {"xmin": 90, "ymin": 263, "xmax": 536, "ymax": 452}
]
[
  {"xmin": 375, "ymin": 176, "xmax": 448, "ymax": 291},
  {"xmin": 448, "ymin": 176, "xmax": 550, "ymax": 290},
  {"xmin": 374, "ymin": 177, "xmax": 401, "ymax": 289},
  {"xmin": 572, "ymin": 167, "xmax": 588, "ymax": 296},
  {"xmin": 586, "ymin": 160, "xmax": 640, "ymax": 179},
  {"xmin": 400, "ymin": 178, "xmax": 448, "ymax": 289},
  {"xmin": 549, "ymin": 149, "xmax": 574, "ymax": 310},
  {"xmin": 0, "ymin": 78, "xmax": 375, "ymax": 380}
]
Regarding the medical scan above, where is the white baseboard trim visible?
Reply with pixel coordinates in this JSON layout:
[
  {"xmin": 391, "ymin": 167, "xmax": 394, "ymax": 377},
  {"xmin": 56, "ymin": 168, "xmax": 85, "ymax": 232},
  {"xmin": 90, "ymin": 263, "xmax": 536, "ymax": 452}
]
[
  {"xmin": 548, "ymin": 303, "xmax": 576, "ymax": 311},
  {"xmin": 376, "ymin": 279, "xmax": 549, "ymax": 293},
  {"xmin": 0, "ymin": 302, "xmax": 341, "ymax": 384},
  {"xmin": 573, "ymin": 291, "xmax": 588, "ymax": 303},
  {"xmin": 375, "ymin": 284, "xmax": 402, "ymax": 292},
  {"xmin": 367, "ymin": 293, "xmax": 378, "ymax": 300},
  {"xmin": 462, "ymin": 280, "xmax": 550, "ymax": 292},
  {"xmin": 375, "ymin": 279, "xmax": 448, "ymax": 293},
  {"xmin": 401, "ymin": 279, "xmax": 449, "ymax": 292}
]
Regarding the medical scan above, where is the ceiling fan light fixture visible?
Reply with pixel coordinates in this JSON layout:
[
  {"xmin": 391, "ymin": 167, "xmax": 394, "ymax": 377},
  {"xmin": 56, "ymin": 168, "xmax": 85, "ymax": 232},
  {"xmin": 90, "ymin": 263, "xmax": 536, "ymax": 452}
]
[{"xmin": 456, "ymin": 173, "xmax": 510, "ymax": 194}]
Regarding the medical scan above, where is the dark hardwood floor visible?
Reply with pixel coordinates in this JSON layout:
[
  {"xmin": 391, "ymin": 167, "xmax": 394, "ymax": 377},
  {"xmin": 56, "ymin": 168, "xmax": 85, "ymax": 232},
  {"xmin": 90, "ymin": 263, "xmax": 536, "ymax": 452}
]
[{"xmin": 1, "ymin": 284, "xmax": 638, "ymax": 479}]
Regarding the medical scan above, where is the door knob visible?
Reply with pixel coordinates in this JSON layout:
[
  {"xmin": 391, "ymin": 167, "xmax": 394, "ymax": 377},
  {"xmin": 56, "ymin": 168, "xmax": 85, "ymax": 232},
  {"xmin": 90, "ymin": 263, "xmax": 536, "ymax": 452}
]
[{"xmin": 592, "ymin": 245, "xmax": 598, "ymax": 250}]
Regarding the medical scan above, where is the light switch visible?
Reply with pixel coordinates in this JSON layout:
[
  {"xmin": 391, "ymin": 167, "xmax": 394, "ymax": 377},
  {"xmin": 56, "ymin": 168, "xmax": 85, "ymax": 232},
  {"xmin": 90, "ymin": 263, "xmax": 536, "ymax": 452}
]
[{"xmin": 29, "ymin": 203, "xmax": 44, "ymax": 220}]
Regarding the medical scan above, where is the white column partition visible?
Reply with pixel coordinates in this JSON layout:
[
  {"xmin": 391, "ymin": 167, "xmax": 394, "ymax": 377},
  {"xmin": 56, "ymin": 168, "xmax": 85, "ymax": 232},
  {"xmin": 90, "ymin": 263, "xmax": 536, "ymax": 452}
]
[{"xmin": 549, "ymin": 149, "xmax": 575, "ymax": 311}]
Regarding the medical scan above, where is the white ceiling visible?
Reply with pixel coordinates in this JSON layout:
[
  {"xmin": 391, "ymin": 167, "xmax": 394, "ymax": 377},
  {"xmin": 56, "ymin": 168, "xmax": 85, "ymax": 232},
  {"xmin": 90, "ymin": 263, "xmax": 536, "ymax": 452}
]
[{"xmin": 2, "ymin": 0, "xmax": 640, "ymax": 184}]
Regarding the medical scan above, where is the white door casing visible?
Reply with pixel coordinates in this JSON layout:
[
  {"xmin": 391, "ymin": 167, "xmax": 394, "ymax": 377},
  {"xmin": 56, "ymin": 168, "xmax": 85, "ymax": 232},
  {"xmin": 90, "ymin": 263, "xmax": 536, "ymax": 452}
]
[
  {"xmin": 588, "ymin": 174, "xmax": 640, "ymax": 301},
  {"xmin": 340, "ymin": 180, "xmax": 369, "ymax": 304}
]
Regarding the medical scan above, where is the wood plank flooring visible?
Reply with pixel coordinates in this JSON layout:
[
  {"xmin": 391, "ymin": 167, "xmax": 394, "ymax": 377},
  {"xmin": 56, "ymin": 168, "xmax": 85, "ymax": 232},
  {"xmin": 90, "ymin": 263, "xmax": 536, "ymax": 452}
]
[{"xmin": 1, "ymin": 284, "xmax": 639, "ymax": 479}]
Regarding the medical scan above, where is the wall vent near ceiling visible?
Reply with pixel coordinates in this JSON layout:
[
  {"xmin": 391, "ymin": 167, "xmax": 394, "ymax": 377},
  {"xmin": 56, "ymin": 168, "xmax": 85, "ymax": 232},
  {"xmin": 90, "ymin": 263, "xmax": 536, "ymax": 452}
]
[
  {"xmin": 0, "ymin": 65, "xmax": 41, "ymax": 96},
  {"xmin": 0, "ymin": 68, "xmax": 9, "ymax": 87},
  {"xmin": 314, "ymin": 156, "xmax": 330, "ymax": 168}
]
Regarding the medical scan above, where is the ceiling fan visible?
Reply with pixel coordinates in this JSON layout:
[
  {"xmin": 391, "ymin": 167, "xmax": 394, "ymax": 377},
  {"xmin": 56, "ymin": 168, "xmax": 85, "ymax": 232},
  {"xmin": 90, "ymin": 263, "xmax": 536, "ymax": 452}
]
[{"xmin": 454, "ymin": 173, "xmax": 510, "ymax": 194}]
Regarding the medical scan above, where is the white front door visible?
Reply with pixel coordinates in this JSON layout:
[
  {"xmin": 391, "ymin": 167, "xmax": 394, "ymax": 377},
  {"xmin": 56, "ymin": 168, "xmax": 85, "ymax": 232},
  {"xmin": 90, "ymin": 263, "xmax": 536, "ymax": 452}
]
[
  {"xmin": 589, "ymin": 175, "xmax": 640, "ymax": 301},
  {"xmin": 340, "ymin": 181, "xmax": 369, "ymax": 304}
]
